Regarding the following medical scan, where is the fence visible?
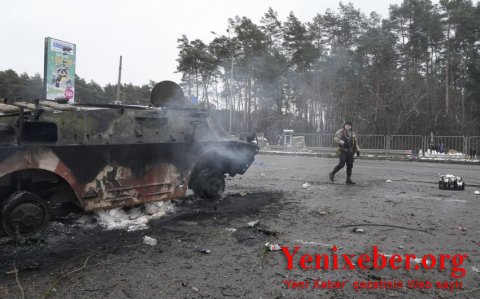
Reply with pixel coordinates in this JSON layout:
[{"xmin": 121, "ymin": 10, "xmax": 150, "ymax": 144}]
[
  {"xmin": 466, "ymin": 136, "xmax": 480, "ymax": 158},
  {"xmin": 357, "ymin": 135, "xmax": 385, "ymax": 152},
  {"xmin": 388, "ymin": 135, "xmax": 424, "ymax": 154},
  {"xmin": 236, "ymin": 132, "xmax": 478, "ymax": 158},
  {"xmin": 292, "ymin": 133, "xmax": 335, "ymax": 149}
]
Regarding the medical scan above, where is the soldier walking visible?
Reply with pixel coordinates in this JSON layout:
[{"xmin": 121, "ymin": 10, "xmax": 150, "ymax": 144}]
[{"xmin": 329, "ymin": 121, "xmax": 360, "ymax": 185}]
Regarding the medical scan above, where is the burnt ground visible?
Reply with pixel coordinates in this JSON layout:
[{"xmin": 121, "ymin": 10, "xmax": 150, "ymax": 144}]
[{"xmin": 1, "ymin": 154, "xmax": 480, "ymax": 298}]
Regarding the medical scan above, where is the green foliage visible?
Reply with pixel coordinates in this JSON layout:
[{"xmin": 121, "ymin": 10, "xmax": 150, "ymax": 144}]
[
  {"xmin": 0, "ymin": 71, "xmax": 151, "ymax": 106},
  {"xmin": 174, "ymin": 1, "xmax": 480, "ymax": 136},
  {"xmin": 0, "ymin": 70, "xmax": 43, "ymax": 100},
  {"xmin": 176, "ymin": 35, "xmax": 219, "ymax": 108}
]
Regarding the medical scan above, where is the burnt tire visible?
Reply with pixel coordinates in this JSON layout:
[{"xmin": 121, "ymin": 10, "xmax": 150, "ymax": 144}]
[
  {"xmin": 190, "ymin": 169, "xmax": 225, "ymax": 201},
  {"xmin": 1, "ymin": 191, "xmax": 50, "ymax": 238}
]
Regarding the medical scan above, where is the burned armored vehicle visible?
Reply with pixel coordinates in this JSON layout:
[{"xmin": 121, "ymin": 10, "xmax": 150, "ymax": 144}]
[{"xmin": 0, "ymin": 81, "xmax": 258, "ymax": 238}]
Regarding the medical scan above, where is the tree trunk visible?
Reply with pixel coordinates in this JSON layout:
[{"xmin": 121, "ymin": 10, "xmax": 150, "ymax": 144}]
[
  {"xmin": 195, "ymin": 69, "xmax": 199, "ymax": 101},
  {"xmin": 445, "ymin": 22, "xmax": 451, "ymax": 116}
]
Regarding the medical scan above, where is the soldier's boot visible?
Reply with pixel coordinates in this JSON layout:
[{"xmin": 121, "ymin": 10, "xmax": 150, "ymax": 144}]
[
  {"xmin": 346, "ymin": 168, "xmax": 355, "ymax": 185},
  {"xmin": 329, "ymin": 172, "xmax": 335, "ymax": 182},
  {"xmin": 346, "ymin": 176, "xmax": 356, "ymax": 185},
  {"xmin": 329, "ymin": 164, "xmax": 343, "ymax": 182}
]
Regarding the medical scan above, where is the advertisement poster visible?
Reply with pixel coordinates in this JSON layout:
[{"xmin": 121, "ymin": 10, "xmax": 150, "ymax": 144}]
[{"xmin": 44, "ymin": 37, "xmax": 76, "ymax": 102}]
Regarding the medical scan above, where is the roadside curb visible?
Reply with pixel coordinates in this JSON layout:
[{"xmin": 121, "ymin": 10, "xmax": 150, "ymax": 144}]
[{"xmin": 257, "ymin": 150, "xmax": 480, "ymax": 166}]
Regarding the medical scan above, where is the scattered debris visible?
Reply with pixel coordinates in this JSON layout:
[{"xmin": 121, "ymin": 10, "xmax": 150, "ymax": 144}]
[
  {"xmin": 260, "ymin": 173, "xmax": 266, "ymax": 177},
  {"xmin": 265, "ymin": 242, "xmax": 281, "ymax": 251},
  {"xmin": 192, "ymin": 287, "xmax": 199, "ymax": 292},
  {"xmin": 398, "ymin": 246, "xmax": 404, "ymax": 249},
  {"xmin": 318, "ymin": 211, "xmax": 328, "ymax": 216},
  {"xmin": 41, "ymin": 254, "xmax": 94, "ymax": 298},
  {"xmin": 458, "ymin": 225, "xmax": 466, "ymax": 231},
  {"xmin": 256, "ymin": 227, "xmax": 277, "ymax": 236},
  {"xmin": 6, "ymin": 264, "xmax": 24, "ymax": 299},
  {"xmin": 247, "ymin": 220, "xmax": 260, "ymax": 227},
  {"xmin": 439, "ymin": 174, "xmax": 465, "ymax": 190},
  {"xmin": 475, "ymin": 191, "xmax": 480, "ymax": 195},
  {"xmin": 386, "ymin": 180, "xmax": 393, "ymax": 183},
  {"xmin": 472, "ymin": 266, "xmax": 480, "ymax": 273},
  {"xmin": 194, "ymin": 246, "xmax": 211, "ymax": 254},
  {"xmin": 226, "ymin": 228, "xmax": 237, "ymax": 232},
  {"xmin": 352, "ymin": 227, "xmax": 364, "ymax": 233},
  {"xmin": 143, "ymin": 236, "xmax": 157, "ymax": 246},
  {"xmin": 302, "ymin": 182, "xmax": 311, "ymax": 188},
  {"xmin": 239, "ymin": 191, "xmax": 247, "ymax": 197}
]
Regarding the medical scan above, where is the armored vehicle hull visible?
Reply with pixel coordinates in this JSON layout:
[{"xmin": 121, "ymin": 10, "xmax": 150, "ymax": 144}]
[{"xmin": 0, "ymin": 81, "xmax": 258, "ymax": 238}]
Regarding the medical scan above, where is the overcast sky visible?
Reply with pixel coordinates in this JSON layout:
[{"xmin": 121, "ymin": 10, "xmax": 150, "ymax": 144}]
[{"xmin": 0, "ymin": 0, "xmax": 404, "ymax": 86}]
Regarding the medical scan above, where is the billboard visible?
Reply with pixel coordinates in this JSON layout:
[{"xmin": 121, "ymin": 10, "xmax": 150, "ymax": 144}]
[{"xmin": 44, "ymin": 37, "xmax": 76, "ymax": 102}]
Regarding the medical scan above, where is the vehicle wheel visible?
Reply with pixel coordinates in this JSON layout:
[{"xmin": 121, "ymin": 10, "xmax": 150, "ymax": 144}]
[
  {"xmin": 1, "ymin": 191, "xmax": 50, "ymax": 238},
  {"xmin": 461, "ymin": 184, "xmax": 465, "ymax": 190},
  {"xmin": 191, "ymin": 169, "xmax": 225, "ymax": 201}
]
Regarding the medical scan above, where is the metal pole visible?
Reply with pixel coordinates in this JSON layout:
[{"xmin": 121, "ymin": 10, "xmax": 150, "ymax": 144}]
[
  {"xmin": 116, "ymin": 55, "xmax": 122, "ymax": 103},
  {"xmin": 229, "ymin": 58, "xmax": 233, "ymax": 135}
]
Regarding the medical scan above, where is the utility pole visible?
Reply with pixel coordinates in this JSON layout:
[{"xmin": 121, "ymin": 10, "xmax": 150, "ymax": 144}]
[
  {"xmin": 116, "ymin": 55, "xmax": 122, "ymax": 103},
  {"xmin": 227, "ymin": 29, "xmax": 234, "ymax": 135}
]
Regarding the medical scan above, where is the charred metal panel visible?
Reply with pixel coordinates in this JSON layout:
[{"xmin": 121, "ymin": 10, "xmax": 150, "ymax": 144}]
[
  {"xmin": 0, "ymin": 148, "xmax": 83, "ymax": 201},
  {"xmin": 82, "ymin": 163, "xmax": 187, "ymax": 211},
  {"xmin": 0, "ymin": 146, "xmax": 189, "ymax": 211}
]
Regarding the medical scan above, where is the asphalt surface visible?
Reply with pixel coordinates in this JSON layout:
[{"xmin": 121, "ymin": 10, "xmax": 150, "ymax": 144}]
[{"xmin": 1, "ymin": 155, "xmax": 479, "ymax": 298}]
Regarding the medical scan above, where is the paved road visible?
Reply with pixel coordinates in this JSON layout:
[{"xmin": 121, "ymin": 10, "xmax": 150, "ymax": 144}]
[{"xmin": 1, "ymin": 155, "xmax": 479, "ymax": 298}]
